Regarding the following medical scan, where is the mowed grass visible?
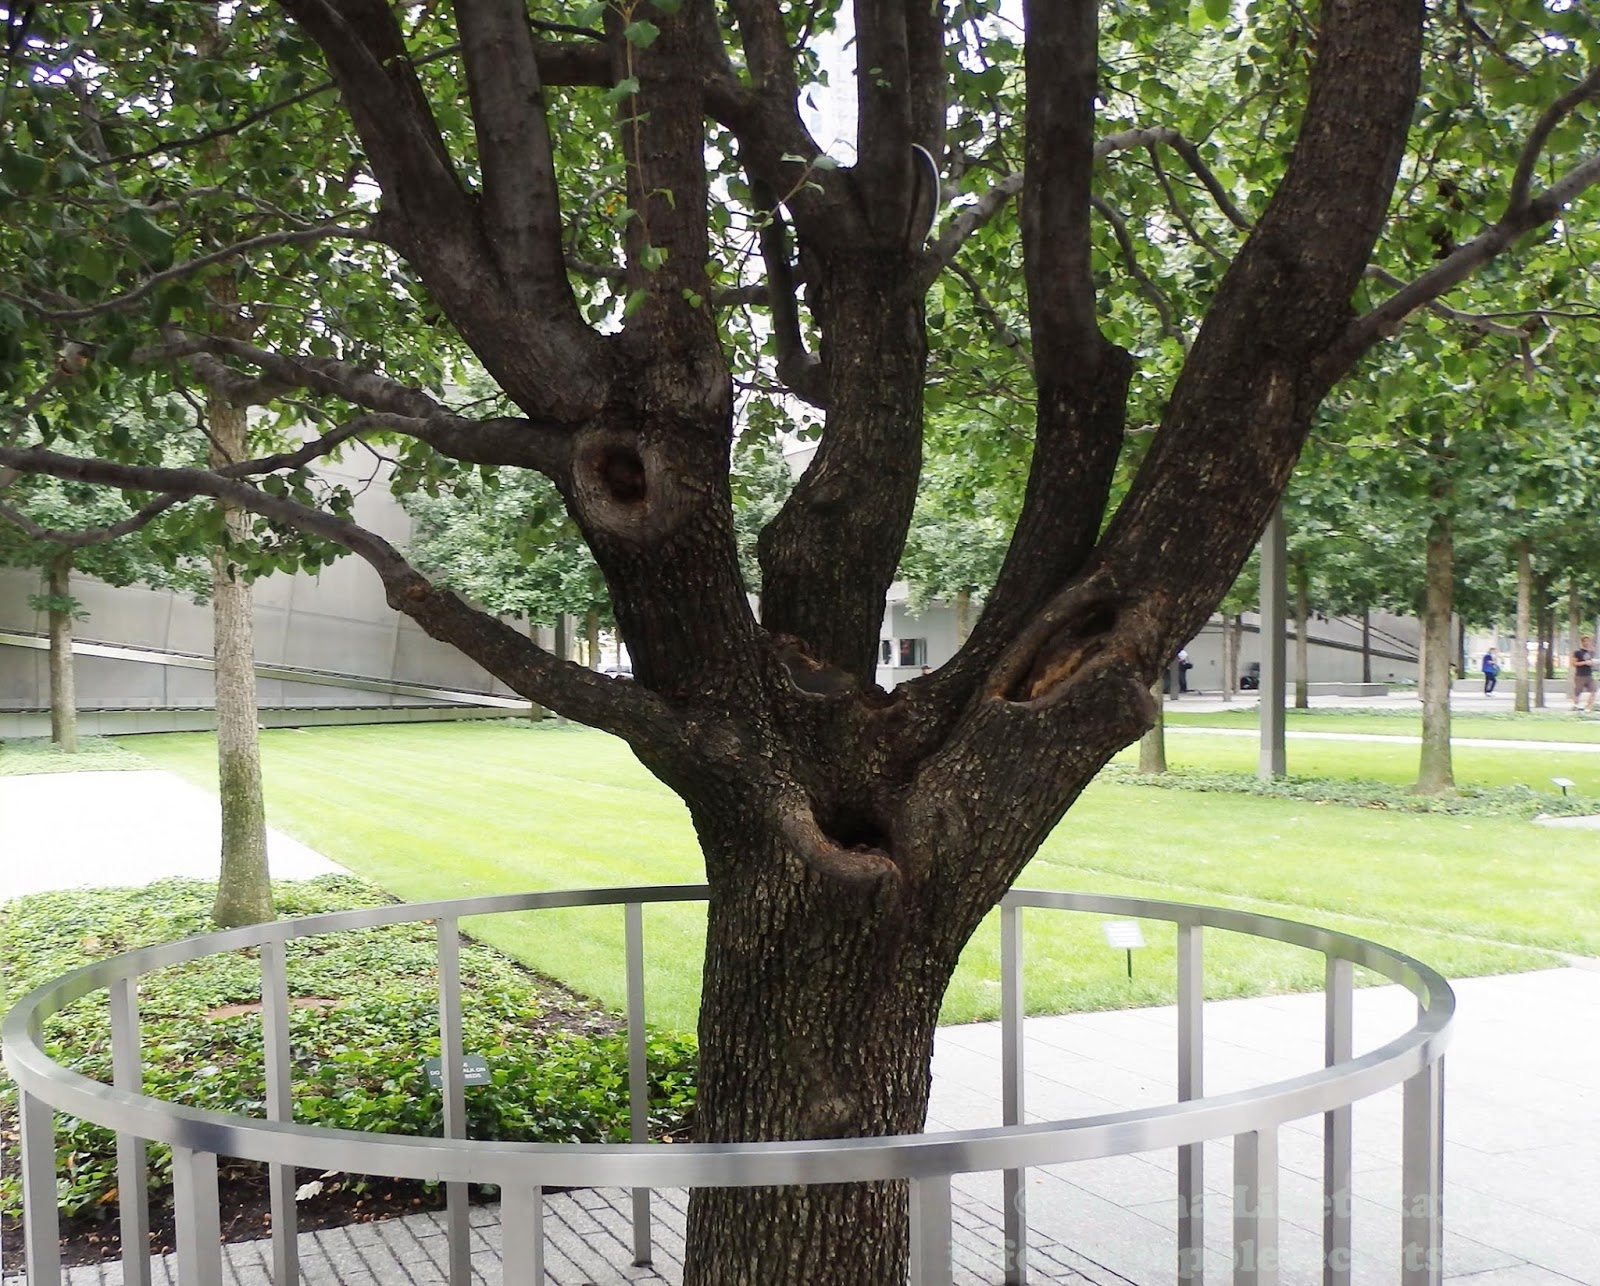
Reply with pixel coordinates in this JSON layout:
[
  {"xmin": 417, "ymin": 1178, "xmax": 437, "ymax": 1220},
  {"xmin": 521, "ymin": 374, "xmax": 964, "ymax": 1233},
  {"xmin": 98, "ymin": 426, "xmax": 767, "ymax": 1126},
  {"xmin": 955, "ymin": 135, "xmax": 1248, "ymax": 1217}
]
[
  {"xmin": 127, "ymin": 722, "xmax": 1595, "ymax": 1031},
  {"xmin": 1114, "ymin": 726, "xmax": 1600, "ymax": 796},
  {"xmin": 1165, "ymin": 704, "xmax": 1600, "ymax": 744}
]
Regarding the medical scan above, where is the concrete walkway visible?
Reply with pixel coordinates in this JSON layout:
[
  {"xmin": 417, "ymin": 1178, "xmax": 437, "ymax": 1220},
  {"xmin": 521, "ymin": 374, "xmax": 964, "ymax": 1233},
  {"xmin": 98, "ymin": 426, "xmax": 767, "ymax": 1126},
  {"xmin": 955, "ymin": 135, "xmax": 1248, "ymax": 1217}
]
[{"xmin": 3, "ymin": 768, "xmax": 1597, "ymax": 1284}]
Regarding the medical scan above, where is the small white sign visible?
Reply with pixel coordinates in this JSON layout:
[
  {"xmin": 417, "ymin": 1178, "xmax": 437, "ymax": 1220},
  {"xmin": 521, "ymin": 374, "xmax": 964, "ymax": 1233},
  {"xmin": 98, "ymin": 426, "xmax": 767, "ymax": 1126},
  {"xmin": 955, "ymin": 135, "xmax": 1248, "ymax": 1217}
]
[{"xmin": 1103, "ymin": 921, "xmax": 1146, "ymax": 950}]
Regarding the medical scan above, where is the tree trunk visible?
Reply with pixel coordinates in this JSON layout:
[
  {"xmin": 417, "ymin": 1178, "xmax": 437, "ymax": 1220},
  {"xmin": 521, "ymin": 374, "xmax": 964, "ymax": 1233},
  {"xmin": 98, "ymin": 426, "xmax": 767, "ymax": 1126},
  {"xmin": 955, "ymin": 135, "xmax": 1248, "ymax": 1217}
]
[
  {"xmin": 1416, "ymin": 511, "xmax": 1453, "ymax": 793},
  {"xmin": 554, "ymin": 614, "xmax": 571, "ymax": 725},
  {"xmin": 1293, "ymin": 559, "xmax": 1310, "ymax": 709},
  {"xmin": 526, "ymin": 619, "xmax": 547, "ymax": 720},
  {"xmin": 1139, "ymin": 681, "xmax": 1167, "ymax": 773},
  {"xmin": 953, "ymin": 588, "xmax": 972, "ymax": 647},
  {"xmin": 585, "ymin": 607, "xmax": 601, "ymax": 669},
  {"xmin": 207, "ymin": 396, "xmax": 273, "ymax": 929},
  {"xmin": 46, "ymin": 551, "xmax": 77, "ymax": 753},
  {"xmin": 1513, "ymin": 540, "xmax": 1531, "ymax": 713},
  {"xmin": 1570, "ymin": 581, "xmax": 1582, "ymax": 707},
  {"xmin": 1221, "ymin": 613, "xmax": 1236, "ymax": 703},
  {"xmin": 1361, "ymin": 608, "xmax": 1372, "ymax": 684},
  {"xmin": 1535, "ymin": 584, "xmax": 1550, "ymax": 708}
]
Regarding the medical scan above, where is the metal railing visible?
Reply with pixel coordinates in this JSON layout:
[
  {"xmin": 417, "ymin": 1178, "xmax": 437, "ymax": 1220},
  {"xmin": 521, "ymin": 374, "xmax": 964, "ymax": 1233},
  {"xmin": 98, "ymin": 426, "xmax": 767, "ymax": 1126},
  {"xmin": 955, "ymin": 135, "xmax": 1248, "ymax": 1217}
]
[{"xmin": 2, "ymin": 886, "xmax": 1453, "ymax": 1286}]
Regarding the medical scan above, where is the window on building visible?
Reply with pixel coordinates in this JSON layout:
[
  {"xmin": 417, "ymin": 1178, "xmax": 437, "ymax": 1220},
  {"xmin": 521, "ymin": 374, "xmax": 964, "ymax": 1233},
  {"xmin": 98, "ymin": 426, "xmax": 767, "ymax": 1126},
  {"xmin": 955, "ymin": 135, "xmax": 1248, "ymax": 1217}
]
[
  {"xmin": 880, "ymin": 639, "xmax": 893, "ymax": 666},
  {"xmin": 898, "ymin": 638, "xmax": 927, "ymax": 667}
]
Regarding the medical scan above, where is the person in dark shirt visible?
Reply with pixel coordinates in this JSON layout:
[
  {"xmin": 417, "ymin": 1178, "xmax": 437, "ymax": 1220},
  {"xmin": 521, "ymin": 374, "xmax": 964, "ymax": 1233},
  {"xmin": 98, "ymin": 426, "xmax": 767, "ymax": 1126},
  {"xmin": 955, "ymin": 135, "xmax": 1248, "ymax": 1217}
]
[
  {"xmin": 1481, "ymin": 648, "xmax": 1499, "ymax": 696},
  {"xmin": 1572, "ymin": 635, "xmax": 1597, "ymax": 712}
]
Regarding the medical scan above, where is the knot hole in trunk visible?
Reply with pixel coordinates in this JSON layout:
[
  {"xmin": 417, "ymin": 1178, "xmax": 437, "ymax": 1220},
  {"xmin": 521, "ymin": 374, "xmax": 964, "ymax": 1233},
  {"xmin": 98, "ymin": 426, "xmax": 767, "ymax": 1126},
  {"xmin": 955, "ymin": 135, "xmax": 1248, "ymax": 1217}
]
[
  {"xmin": 599, "ymin": 445, "xmax": 647, "ymax": 504},
  {"xmin": 1009, "ymin": 598, "xmax": 1121, "ymax": 702}
]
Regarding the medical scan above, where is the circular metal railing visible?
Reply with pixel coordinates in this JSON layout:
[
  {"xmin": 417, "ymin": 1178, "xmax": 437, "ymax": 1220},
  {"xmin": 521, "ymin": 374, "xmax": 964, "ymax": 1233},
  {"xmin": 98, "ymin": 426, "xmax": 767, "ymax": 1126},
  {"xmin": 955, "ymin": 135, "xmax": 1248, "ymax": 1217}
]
[{"xmin": 2, "ymin": 886, "xmax": 1452, "ymax": 1286}]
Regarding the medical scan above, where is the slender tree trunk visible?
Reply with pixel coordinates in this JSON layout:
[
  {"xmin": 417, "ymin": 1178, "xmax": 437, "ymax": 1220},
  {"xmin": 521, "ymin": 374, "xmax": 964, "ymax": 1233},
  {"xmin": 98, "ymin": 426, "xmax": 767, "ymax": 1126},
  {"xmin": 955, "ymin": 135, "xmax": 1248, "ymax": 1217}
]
[
  {"xmin": 554, "ymin": 614, "xmax": 571, "ymax": 725},
  {"xmin": 208, "ymin": 397, "xmax": 273, "ymax": 928},
  {"xmin": 1293, "ymin": 560, "xmax": 1310, "ymax": 709},
  {"xmin": 1570, "ymin": 581, "xmax": 1582, "ymax": 707},
  {"xmin": 1361, "ymin": 608, "xmax": 1372, "ymax": 684},
  {"xmin": 1221, "ymin": 614, "xmax": 1236, "ymax": 703},
  {"xmin": 1514, "ymin": 540, "xmax": 1532, "ymax": 713},
  {"xmin": 1535, "ymin": 585, "xmax": 1551, "ymax": 708},
  {"xmin": 1416, "ymin": 511, "xmax": 1454, "ymax": 793},
  {"xmin": 1139, "ymin": 681, "xmax": 1167, "ymax": 773},
  {"xmin": 46, "ymin": 551, "xmax": 77, "ymax": 753},
  {"xmin": 585, "ymin": 607, "xmax": 601, "ymax": 669},
  {"xmin": 953, "ymin": 589, "xmax": 972, "ymax": 646}
]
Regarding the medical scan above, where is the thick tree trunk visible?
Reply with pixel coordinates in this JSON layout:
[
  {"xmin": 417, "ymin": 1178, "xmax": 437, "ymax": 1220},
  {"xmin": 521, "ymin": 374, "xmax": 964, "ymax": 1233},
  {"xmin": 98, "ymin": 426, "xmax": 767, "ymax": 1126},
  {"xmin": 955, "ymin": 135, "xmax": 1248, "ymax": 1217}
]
[
  {"xmin": 46, "ymin": 552, "xmax": 77, "ymax": 753},
  {"xmin": 1293, "ymin": 560, "xmax": 1310, "ymax": 709},
  {"xmin": 1361, "ymin": 608, "xmax": 1372, "ymax": 684},
  {"xmin": 1139, "ymin": 681, "xmax": 1167, "ymax": 773},
  {"xmin": 1416, "ymin": 512, "xmax": 1453, "ymax": 793},
  {"xmin": 683, "ymin": 822, "xmax": 947, "ymax": 1286},
  {"xmin": 208, "ymin": 397, "xmax": 273, "ymax": 929}
]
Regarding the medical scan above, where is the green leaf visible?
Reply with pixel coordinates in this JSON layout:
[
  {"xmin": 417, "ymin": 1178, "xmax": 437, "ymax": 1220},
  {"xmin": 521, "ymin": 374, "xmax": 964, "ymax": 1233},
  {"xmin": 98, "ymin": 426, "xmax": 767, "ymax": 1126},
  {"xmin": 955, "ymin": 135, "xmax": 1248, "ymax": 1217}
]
[
  {"xmin": 0, "ymin": 149, "xmax": 46, "ymax": 194},
  {"xmin": 623, "ymin": 20, "xmax": 660, "ymax": 49},
  {"xmin": 113, "ymin": 210, "xmax": 175, "ymax": 265},
  {"xmin": 622, "ymin": 288, "xmax": 649, "ymax": 319}
]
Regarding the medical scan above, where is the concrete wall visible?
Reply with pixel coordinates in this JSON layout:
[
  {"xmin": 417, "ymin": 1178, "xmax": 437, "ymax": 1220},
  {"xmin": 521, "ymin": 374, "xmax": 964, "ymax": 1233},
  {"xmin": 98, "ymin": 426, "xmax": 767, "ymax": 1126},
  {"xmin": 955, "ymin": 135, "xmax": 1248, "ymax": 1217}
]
[{"xmin": 0, "ymin": 455, "xmax": 525, "ymax": 711}]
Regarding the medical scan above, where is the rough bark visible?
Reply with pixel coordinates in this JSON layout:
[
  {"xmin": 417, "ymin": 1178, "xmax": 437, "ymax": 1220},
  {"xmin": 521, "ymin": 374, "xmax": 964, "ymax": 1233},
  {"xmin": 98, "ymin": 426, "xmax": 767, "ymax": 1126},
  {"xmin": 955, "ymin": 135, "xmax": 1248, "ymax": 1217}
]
[
  {"xmin": 207, "ymin": 396, "xmax": 273, "ymax": 929},
  {"xmin": 1416, "ymin": 510, "xmax": 1454, "ymax": 793},
  {"xmin": 1514, "ymin": 540, "xmax": 1532, "ymax": 713},
  {"xmin": 46, "ymin": 552, "xmax": 77, "ymax": 753}
]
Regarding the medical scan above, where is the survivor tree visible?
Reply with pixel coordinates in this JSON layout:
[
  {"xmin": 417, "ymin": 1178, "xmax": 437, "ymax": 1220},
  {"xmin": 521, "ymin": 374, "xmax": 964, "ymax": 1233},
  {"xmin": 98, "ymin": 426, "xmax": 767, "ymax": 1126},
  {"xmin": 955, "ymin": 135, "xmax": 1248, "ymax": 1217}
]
[{"xmin": 2, "ymin": 1, "xmax": 1597, "ymax": 1280}]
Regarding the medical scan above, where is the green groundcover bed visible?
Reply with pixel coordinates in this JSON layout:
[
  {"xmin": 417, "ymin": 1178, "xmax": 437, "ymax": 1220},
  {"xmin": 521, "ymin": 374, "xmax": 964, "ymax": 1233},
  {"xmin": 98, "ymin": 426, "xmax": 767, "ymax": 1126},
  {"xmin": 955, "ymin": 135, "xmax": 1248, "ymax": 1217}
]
[{"xmin": 0, "ymin": 876, "xmax": 696, "ymax": 1224}]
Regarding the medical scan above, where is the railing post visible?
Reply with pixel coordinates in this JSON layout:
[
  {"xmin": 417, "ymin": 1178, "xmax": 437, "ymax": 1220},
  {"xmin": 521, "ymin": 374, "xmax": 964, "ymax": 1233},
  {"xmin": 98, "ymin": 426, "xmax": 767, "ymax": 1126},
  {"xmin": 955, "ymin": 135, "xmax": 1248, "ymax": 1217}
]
[
  {"xmin": 1233, "ymin": 1127, "xmax": 1278, "ymax": 1286},
  {"xmin": 625, "ymin": 901, "xmax": 652, "ymax": 1266},
  {"xmin": 1177, "ymin": 923, "xmax": 1205, "ymax": 1284},
  {"xmin": 1000, "ymin": 899, "xmax": 1027, "ymax": 1285},
  {"xmin": 909, "ymin": 1175, "xmax": 954, "ymax": 1286},
  {"xmin": 172, "ymin": 1145, "xmax": 224, "ymax": 1286},
  {"xmin": 110, "ymin": 977, "xmax": 153, "ymax": 1286},
  {"xmin": 1323, "ymin": 957, "xmax": 1353, "ymax": 1286},
  {"xmin": 500, "ymin": 1185, "xmax": 545, "ymax": 1286},
  {"xmin": 20, "ymin": 1088, "xmax": 62, "ymax": 1286},
  {"xmin": 261, "ymin": 939, "xmax": 300, "ymax": 1286},
  {"xmin": 1401, "ymin": 1041, "xmax": 1444, "ymax": 1286},
  {"xmin": 438, "ymin": 917, "xmax": 470, "ymax": 1286}
]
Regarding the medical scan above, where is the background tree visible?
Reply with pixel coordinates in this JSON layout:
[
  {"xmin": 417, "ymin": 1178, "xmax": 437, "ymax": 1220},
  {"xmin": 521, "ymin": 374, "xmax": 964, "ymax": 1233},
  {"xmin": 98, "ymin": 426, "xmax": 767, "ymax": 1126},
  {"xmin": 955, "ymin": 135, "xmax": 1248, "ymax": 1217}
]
[
  {"xmin": 0, "ymin": 470, "xmax": 210, "ymax": 751},
  {"xmin": 3, "ymin": 3, "xmax": 1599, "ymax": 1280}
]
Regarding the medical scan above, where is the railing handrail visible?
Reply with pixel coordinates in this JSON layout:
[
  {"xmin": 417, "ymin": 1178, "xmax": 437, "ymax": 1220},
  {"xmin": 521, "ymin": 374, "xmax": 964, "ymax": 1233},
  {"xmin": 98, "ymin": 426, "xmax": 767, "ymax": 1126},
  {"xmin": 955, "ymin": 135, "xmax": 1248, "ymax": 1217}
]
[{"xmin": 1, "ymin": 885, "xmax": 1452, "ymax": 1189}]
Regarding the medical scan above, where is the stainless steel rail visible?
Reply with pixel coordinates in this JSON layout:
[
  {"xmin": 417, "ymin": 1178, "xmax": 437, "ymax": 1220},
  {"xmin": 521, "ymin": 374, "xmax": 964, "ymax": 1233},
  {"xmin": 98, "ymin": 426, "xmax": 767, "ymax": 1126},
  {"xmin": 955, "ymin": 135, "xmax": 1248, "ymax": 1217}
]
[{"xmin": 2, "ymin": 886, "xmax": 1453, "ymax": 1286}]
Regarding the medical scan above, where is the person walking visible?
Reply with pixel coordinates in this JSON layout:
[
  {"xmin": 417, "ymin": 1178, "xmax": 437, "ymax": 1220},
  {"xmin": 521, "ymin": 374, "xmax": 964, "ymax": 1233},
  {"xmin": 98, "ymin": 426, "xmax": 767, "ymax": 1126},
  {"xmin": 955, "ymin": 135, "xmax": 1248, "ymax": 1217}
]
[
  {"xmin": 1482, "ymin": 648, "xmax": 1500, "ymax": 695},
  {"xmin": 1572, "ymin": 635, "xmax": 1597, "ymax": 712}
]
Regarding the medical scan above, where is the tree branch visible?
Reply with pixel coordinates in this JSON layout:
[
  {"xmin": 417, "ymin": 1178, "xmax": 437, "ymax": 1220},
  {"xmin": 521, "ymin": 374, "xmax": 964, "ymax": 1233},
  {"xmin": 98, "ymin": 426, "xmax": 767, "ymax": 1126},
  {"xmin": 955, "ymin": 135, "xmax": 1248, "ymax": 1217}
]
[
  {"xmin": 1091, "ymin": 195, "xmax": 1185, "ymax": 347},
  {"xmin": 455, "ymin": 0, "xmax": 576, "ymax": 310},
  {"xmin": 947, "ymin": 260, "xmax": 1033, "ymax": 374},
  {"xmin": 1329, "ymin": 150, "xmax": 1600, "ymax": 379},
  {"xmin": 1509, "ymin": 63, "xmax": 1600, "ymax": 216},
  {"xmin": 0, "ymin": 443, "xmax": 680, "ymax": 743},
  {"xmin": 0, "ymin": 492, "xmax": 187, "ymax": 549},
  {"xmin": 751, "ymin": 176, "xmax": 827, "ymax": 407},
  {"xmin": 0, "ymin": 224, "xmax": 381, "ymax": 325}
]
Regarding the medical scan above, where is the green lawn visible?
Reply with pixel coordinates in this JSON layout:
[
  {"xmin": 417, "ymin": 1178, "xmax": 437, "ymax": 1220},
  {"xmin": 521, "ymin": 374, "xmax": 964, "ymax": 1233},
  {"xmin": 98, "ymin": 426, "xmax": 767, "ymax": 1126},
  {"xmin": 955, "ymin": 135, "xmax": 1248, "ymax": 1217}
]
[
  {"xmin": 125, "ymin": 721, "xmax": 1594, "ymax": 1031},
  {"xmin": 1166, "ymin": 704, "xmax": 1600, "ymax": 743},
  {"xmin": 1118, "ymin": 725, "xmax": 1600, "ymax": 795}
]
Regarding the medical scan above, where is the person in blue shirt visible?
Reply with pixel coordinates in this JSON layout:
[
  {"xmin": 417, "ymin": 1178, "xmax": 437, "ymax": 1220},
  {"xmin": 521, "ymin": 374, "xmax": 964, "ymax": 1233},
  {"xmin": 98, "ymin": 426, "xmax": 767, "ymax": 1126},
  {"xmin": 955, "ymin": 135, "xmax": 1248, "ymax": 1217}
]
[{"xmin": 1481, "ymin": 648, "xmax": 1499, "ymax": 695}]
